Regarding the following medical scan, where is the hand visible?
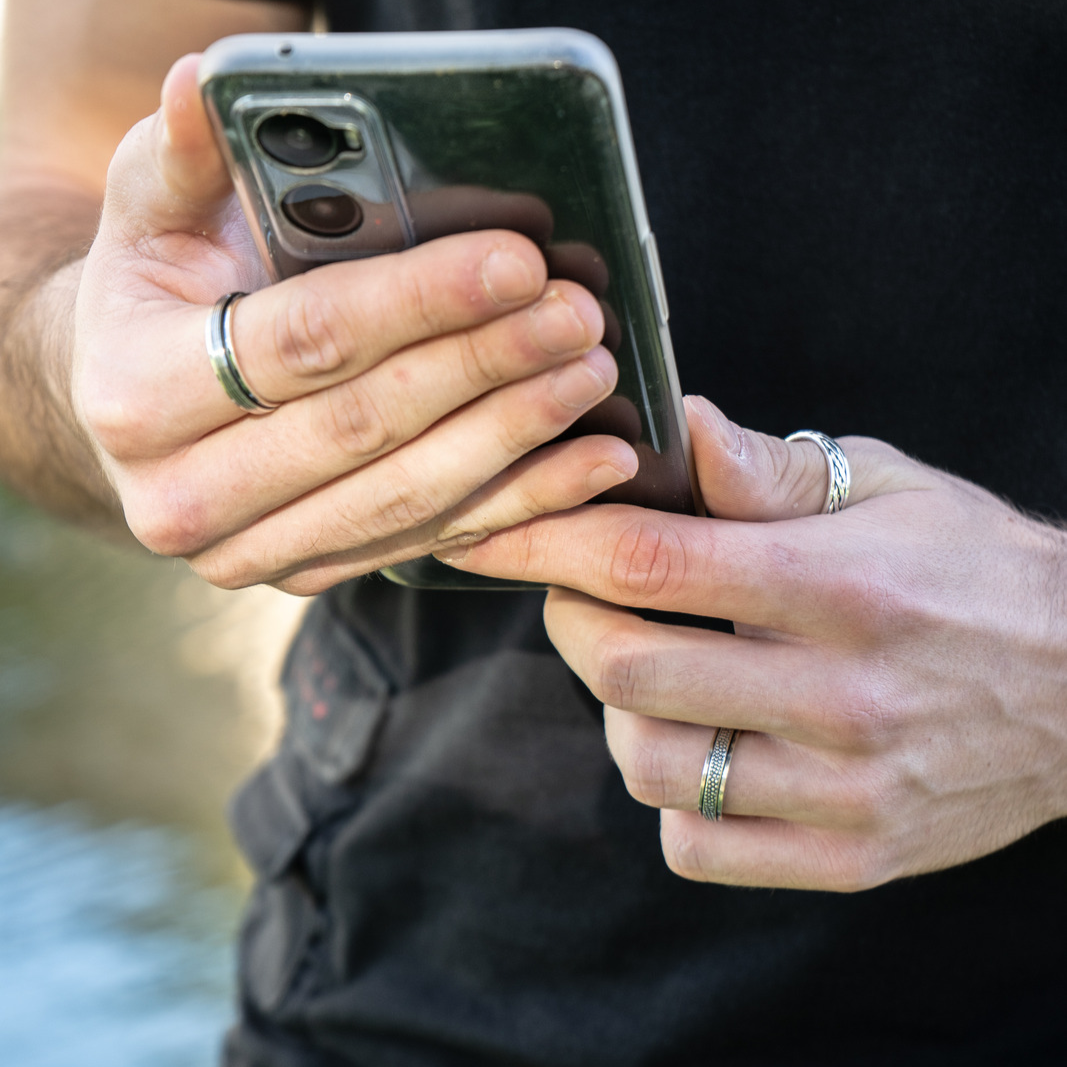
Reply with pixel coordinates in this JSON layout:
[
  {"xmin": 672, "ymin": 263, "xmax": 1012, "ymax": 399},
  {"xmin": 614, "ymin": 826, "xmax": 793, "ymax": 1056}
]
[
  {"xmin": 73, "ymin": 55, "xmax": 638, "ymax": 593},
  {"xmin": 435, "ymin": 394, "xmax": 1067, "ymax": 890}
]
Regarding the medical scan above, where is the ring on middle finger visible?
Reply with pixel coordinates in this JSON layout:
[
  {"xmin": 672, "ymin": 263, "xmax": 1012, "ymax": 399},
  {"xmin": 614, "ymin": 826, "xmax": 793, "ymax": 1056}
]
[{"xmin": 698, "ymin": 727, "xmax": 740, "ymax": 821}]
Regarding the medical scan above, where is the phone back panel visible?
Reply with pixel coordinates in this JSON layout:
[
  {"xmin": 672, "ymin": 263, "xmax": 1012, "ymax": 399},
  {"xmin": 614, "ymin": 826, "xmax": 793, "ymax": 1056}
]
[{"xmin": 200, "ymin": 30, "xmax": 698, "ymax": 589}]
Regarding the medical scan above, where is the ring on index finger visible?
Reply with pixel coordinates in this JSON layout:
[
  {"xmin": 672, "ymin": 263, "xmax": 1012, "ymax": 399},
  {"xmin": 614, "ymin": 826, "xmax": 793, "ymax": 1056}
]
[
  {"xmin": 206, "ymin": 292, "xmax": 279, "ymax": 414},
  {"xmin": 698, "ymin": 727, "xmax": 740, "ymax": 821},
  {"xmin": 785, "ymin": 430, "xmax": 850, "ymax": 514}
]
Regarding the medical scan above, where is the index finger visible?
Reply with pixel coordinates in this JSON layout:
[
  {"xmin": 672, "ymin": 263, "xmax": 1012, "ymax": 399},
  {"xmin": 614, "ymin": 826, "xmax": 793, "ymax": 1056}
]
[
  {"xmin": 226, "ymin": 229, "xmax": 549, "ymax": 408},
  {"xmin": 86, "ymin": 229, "xmax": 550, "ymax": 457},
  {"xmin": 433, "ymin": 425, "xmax": 938, "ymax": 628},
  {"xmin": 437, "ymin": 503, "xmax": 828, "ymax": 629}
]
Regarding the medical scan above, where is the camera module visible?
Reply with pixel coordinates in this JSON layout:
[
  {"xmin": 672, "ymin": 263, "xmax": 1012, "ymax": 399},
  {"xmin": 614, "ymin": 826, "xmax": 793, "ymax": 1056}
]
[
  {"xmin": 281, "ymin": 184, "xmax": 364, "ymax": 237},
  {"xmin": 257, "ymin": 112, "xmax": 342, "ymax": 169}
]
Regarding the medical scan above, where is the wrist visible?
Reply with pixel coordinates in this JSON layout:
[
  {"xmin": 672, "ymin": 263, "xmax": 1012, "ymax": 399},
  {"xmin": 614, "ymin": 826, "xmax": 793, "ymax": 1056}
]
[{"xmin": 0, "ymin": 253, "xmax": 128, "ymax": 537}]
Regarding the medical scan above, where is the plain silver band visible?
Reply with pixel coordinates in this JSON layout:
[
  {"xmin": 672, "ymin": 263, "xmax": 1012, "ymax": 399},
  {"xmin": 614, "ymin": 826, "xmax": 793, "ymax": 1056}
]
[
  {"xmin": 785, "ymin": 430, "xmax": 850, "ymax": 514},
  {"xmin": 698, "ymin": 727, "xmax": 740, "ymax": 822},
  {"xmin": 205, "ymin": 292, "xmax": 279, "ymax": 414}
]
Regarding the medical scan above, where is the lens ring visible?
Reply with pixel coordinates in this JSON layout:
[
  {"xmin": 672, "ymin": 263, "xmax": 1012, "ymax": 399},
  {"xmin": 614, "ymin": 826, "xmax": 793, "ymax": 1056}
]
[
  {"xmin": 281, "ymin": 184, "xmax": 364, "ymax": 237},
  {"xmin": 256, "ymin": 112, "xmax": 341, "ymax": 170}
]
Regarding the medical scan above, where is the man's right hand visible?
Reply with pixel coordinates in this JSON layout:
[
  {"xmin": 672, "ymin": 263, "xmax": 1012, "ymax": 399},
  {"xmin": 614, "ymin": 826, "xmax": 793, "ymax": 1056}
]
[{"xmin": 74, "ymin": 55, "xmax": 636, "ymax": 594}]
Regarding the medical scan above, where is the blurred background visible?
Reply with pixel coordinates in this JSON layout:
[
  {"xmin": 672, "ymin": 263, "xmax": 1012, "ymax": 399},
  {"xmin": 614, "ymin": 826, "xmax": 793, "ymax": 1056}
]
[
  {"xmin": 0, "ymin": 487, "xmax": 305, "ymax": 1066},
  {"xmin": 0, "ymin": 4, "xmax": 307, "ymax": 1062}
]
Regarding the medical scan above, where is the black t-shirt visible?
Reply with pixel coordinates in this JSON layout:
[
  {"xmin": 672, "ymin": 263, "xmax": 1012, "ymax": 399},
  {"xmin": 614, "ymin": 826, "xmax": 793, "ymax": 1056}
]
[{"xmin": 227, "ymin": 4, "xmax": 1067, "ymax": 1065}]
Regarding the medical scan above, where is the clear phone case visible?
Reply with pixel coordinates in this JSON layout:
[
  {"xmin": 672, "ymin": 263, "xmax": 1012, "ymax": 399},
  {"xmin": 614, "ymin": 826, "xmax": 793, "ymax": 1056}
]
[{"xmin": 200, "ymin": 29, "xmax": 698, "ymax": 590}]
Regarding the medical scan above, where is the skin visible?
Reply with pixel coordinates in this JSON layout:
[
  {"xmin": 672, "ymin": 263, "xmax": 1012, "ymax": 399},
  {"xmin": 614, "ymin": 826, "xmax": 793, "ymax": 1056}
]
[
  {"xmin": 437, "ymin": 396, "xmax": 1067, "ymax": 890},
  {"xmin": 0, "ymin": 0, "xmax": 313, "ymax": 531},
  {"xmin": 3, "ymin": 1, "xmax": 1064, "ymax": 892},
  {"xmin": 0, "ymin": 1, "xmax": 637, "ymax": 591}
]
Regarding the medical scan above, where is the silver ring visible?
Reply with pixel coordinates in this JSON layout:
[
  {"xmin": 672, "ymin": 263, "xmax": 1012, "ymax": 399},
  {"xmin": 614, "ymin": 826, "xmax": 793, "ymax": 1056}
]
[
  {"xmin": 785, "ymin": 430, "xmax": 850, "ymax": 514},
  {"xmin": 205, "ymin": 292, "xmax": 279, "ymax": 414},
  {"xmin": 698, "ymin": 727, "xmax": 740, "ymax": 821}
]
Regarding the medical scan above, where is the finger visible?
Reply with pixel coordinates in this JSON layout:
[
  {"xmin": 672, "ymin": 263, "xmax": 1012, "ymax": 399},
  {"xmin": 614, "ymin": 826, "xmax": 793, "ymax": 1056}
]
[
  {"xmin": 683, "ymin": 395, "xmax": 933, "ymax": 520},
  {"xmin": 604, "ymin": 708, "xmax": 885, "ymax": 833},
  {"xmin": 102, "ymin": 54, "xmax": 237, "ymax": 242},
  {"xmin": 259, "ymin": 434, "xmax": 639, "ymax": 596},
  {"xmin": 230, "ymin": 230, "xmax": 558, "ymax": 411},
  {"xmin": 434, "ymin": 460, "xmax": 944, "ymax": 626},
  {"xmin": 658, "ymin": 808, "xmax": 893, "ymax": 891},
  {"xmin": 433, "ymin": 435, "xmax": 639, "ymax": 553},
  {"xmin": 182, "ymin": 345, "xmax": 622, "ymax": 588},
  {"xmin": 85, "ymin": 231, "xmax": 556, "ymax": 460},
  {"xmin": 120, "ymin": 278, "xmax": 605, "ymax": 545},
  {"xmin": 435, "ymin": 501, "xmax": 834, "ymax": 626},
  {"xmin": 543, "ymin": 588, "xmax": 849, "ymax": 742},
  {"xmin": 124, "ymin": 282, "xmax": 607, "ymax": 556}
]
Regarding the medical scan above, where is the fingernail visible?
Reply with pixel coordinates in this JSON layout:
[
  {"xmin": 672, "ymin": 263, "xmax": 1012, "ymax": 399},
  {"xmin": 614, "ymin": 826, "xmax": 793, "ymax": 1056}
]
[
  {"xmin": 433, "ymin": 545, "xmax": 470, "ymax": 566},
  {"xmin": 586, "ymin": 454, "xmax": 639, "ymax": 495},
  {"xmin": 552, "ymin": 349, "xmax": 614, "ymax": 409},
  {"xmin": 531, "ymin": 290, "xmax": 589, "ymax": 354},
  {"xmin": 482, "ymin": 249, "xmax": 537, "ymax": 305},
  {"xmin": 686, "ymin": 395, "xmax": 740, "ymax": 453}
]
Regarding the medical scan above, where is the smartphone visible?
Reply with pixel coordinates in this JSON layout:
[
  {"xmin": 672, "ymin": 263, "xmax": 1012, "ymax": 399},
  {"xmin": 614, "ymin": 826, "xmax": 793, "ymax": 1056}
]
[{"xmin": 199, "ymin": 29, "xmax": 699, "ymax": 589}]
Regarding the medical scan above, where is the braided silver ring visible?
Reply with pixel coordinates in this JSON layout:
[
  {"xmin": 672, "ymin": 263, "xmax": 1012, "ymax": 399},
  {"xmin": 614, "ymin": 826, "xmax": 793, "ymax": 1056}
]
[
  {"xmin": 698, "ymin": 727, "xmax": 740, "ymax": 821},
  {"xmin": 785, "ymin": 430, "xmax": 850, "ymax": 514},
  {"xmin": 206, "ymin": 292, "xmax": 279, "ymax": 414}
]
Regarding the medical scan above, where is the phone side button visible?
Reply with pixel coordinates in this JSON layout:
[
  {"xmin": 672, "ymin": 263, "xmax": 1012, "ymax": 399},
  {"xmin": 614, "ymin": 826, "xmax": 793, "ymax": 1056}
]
[{"xmin": 642, "ymin": 232, "xmax": 670, "ymax": 325}]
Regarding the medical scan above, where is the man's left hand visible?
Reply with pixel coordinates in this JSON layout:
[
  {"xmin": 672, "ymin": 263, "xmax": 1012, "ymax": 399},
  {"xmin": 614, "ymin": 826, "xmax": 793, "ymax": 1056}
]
[{"xmin": 436, "ymin": 395, "xmax": 1067, "ymax": 890}]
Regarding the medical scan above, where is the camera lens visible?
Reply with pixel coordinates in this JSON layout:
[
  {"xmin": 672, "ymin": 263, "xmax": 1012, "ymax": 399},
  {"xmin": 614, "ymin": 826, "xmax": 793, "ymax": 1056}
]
[
  {"xmin": 257, "ymin": 113, "xmax": 341, "ymax": 169},
  {"xmin": 281, "ymin": 184, "xmax": 363, "ymax": 237}
]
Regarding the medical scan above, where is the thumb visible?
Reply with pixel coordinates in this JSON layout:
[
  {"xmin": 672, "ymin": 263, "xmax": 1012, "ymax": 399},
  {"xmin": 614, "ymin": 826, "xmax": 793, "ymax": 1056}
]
[
  {"xmin": 683, "ymin": 394, "xmax": 928, "ymax": 521},
  {"xmin": 102, "ymin": 53, "xmax": 234, "ymax": 237}
]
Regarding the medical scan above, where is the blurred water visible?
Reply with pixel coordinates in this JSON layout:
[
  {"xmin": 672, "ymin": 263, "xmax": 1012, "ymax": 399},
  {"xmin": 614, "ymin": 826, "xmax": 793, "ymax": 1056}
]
[
  {"xmin": 0, "ymin": 488, "xmax": 304, "ymax": 1066},
  {"xmin": 0, "ymin": 804, "xmax": 240, "ymax": 1067}
]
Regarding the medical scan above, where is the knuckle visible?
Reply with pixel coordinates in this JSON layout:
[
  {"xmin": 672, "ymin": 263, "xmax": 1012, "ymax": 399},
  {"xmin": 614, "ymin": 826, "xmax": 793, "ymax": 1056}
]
[
  {"xmin": 589, "ymin": 623, "xmax": 652, "ymax": 709},
  {"xmin": 322, "ymin": 380, "xmax": 398, "ymax": 461},
  {"xmin": 368, "ymin": 473, "xmax": 442, "ymax": 539},
  {"xmin": 607, "ymin": 519, "xmax": 686, "ymax": 601},
  {"xmin": 816, "ymin": 668, "xmax": 897, "ymax": 751},
  {"xmin": 493, "ymin": 388, "xmax": 567, "ymax": 459},
  {"xmin": 77, "ymin": 382, "xmax": 160, "ymax": 462},
  {"xmin": 124, "ymin": 485, "xmax": 212, "ymax": 559},
  {"xmin": 815, "ymin": 835, "xmax": 894, "ymax": 894},
  {"xmin": 273, "ymin": 287, "xmax": 351, "ymax": 379},
  {"xmin": 826, "ymin": 761, "xmax": 898, "ymax": 833},
  {"xmin": 824, "ymin": 553, "xmax": 921, "ymax": 644},
  {"xmin": 504, "ymin": 521, "xmax": 542, "ymax": 579},
  {"xmin": 491, "ymin": 411, "xmax": 541, "ymax": 462},
  {"xmin": 614, "ymin": 720, "xmax": 674, "ymax": 809},
  {"xmin": 455, "ymin": 328, "xmax": 507, "ymax": 391},
  {"xmin": 398, "ymin": 267, "xmax": 448, "ymax": 338},
  {"xmin": 661, "ymin": 818, "xmax": 713, "ymax": 882}
]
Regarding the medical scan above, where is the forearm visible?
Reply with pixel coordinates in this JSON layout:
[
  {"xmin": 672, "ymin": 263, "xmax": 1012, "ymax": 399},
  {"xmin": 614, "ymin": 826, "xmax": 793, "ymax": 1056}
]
[
  {"xmin": 0, "ymin": 184, "xmax": 126, "ymax": 535},
  {"xmin": 0, "ymin": 0, "xmax": 313, "ymax": 538}
]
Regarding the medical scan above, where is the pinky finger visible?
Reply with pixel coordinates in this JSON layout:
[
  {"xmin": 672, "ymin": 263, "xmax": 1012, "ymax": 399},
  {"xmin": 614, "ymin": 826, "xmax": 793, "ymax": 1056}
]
[
  {"xmin": 659, "ymin": 809, "xmax": 897, "ymax": 893},
  {"xmin": 261, "ymin": 435, "xmax": 638, "ymax": 595},
  {"xmin": 432, "ymin": 434, "xmax": 639, "ymax": 554}
]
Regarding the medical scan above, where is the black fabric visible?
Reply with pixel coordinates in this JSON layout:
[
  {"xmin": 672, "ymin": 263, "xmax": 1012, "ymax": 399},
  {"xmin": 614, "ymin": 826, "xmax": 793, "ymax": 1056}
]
[{"xmin": 227, "ymin": 2, "xmax": 1067, "ymax": 1065}]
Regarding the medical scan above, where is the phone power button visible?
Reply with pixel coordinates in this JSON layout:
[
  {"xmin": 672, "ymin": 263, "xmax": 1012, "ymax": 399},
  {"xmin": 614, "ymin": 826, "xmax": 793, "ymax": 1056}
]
[{"xmin": 642, "ymin": 232, "xmax": 670, "ymax": 325}]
